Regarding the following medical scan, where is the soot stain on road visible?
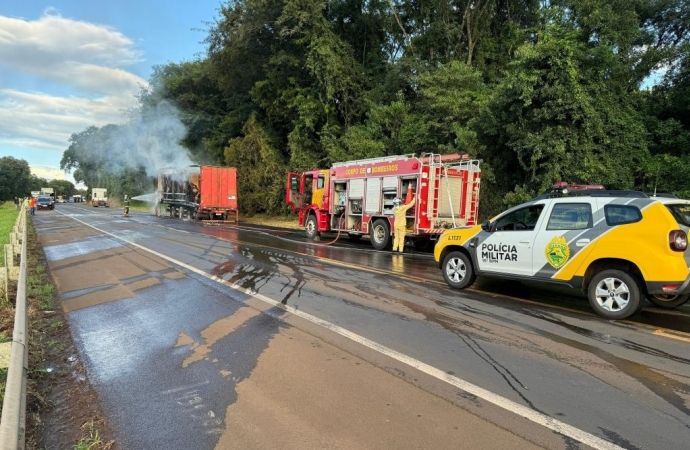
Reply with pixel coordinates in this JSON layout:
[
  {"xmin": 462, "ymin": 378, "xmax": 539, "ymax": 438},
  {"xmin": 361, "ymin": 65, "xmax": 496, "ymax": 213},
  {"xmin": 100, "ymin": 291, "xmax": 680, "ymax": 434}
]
[
  {"xmin": 399, "ymin": 299, "xmax": 543, "ymax": 413},
  {"xmin": 431, "ymin": 298, "xmax": 690, "ymax": 422},
  {"xmin": 211, "ymin": 246, "xmax": 313, "ymax": 305}
]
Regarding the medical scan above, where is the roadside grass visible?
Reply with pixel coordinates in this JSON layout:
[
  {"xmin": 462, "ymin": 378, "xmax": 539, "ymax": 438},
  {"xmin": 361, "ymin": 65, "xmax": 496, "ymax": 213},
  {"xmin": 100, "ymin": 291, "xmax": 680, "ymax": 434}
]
[
  {"xmin": 0, "ymin": 201, "xmax": 19, "ymax": 267},
  {"xmin": 0, "ymin": 213, "xmax": 114, "ymax": 449},
  {"xmin": 74, "ymin": 419, "xmax": 113, "ymax": 450},
  {"xmin": 240, "ymin": 213, "xmax": 302, "ymax": 230},
  {"xmin": 0, "ymin": 201, "xmax": 19, "ymax": 406}
]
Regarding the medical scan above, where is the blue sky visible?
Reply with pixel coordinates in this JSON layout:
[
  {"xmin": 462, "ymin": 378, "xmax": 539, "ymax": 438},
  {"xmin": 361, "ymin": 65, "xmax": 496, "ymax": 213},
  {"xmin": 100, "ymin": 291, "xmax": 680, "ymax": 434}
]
[{"xmin": 0, "ymin": 1, "xmax": 222, "ymax": 185}]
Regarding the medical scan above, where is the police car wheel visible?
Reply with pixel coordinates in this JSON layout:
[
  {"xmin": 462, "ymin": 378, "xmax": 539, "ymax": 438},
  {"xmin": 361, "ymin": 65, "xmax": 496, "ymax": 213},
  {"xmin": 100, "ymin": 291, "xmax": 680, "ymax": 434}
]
[
  {"xmin": 587, "ymin": 270, "xmax": 643, "ymax": 319},
  {"xmin": 647, "ymin": 293, "xmax": 690, "ymax": 309},
  {"xmin": 442, "ymin": 251, "xmax": 476, "ymax": 289}
]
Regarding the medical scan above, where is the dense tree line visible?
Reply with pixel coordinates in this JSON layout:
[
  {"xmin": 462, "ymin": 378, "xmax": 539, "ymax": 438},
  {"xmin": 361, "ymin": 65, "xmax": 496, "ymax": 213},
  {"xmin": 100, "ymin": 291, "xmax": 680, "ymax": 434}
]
[
  {"xmin": 0, "ymin": 156, "xmax": 78, "ymax": 201},
  {"xmin": 60, "ymin": 0, "xmax": 690, "ymax": 218}
]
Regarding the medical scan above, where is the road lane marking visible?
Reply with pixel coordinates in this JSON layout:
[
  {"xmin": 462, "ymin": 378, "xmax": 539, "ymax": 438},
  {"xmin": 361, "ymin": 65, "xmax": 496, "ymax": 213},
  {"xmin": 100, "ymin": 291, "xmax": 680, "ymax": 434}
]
[
  {"xmin": 62, "ymin": 213, "xmax": 626, "ymax": 450},
  {"xmin": 653, "ymin": 329, "xmax": 690, "ymax": 343}
]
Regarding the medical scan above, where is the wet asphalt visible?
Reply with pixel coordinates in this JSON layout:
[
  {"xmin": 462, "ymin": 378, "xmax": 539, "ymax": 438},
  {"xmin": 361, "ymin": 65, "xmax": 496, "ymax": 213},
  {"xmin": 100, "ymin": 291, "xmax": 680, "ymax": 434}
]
[{"xmin": 32, "ymin": 204, "xmax": 690, "ymax": 450}]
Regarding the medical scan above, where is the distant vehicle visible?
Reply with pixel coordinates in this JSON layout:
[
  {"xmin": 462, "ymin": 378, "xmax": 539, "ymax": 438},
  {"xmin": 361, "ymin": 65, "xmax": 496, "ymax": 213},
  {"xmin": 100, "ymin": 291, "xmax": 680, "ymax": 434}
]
[
  {"xmin": 91, "ymin": 188, "xmax": 109, "ymax": 207},
  {"xmin": 36, "ymin": 196, "xmax": 54, "ymax": 210},
  {"xmin": 68, "ymin": 197, "xmax": 75, "ymax": 203},
  {"xmin": 31, "ymin": 190, "xmax": 40, "ymax": 198},
  {"xmin": 73, "ymin": 194, "xmax": 83, "ymax": 203}
]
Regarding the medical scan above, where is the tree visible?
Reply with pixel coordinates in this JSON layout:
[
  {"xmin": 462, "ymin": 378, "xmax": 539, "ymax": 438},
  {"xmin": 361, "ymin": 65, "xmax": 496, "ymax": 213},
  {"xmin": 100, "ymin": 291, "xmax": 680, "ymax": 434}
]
[
  {"xmin": 474, "ymin": 6, "xmax": 649, "ymax": 210},
  {"xmin": 0, "ymin": 157, "xmax": 33, "ymax": 200},
  {"xmin": 224, "ymin": 113, "xmax": 288, "ymax": 214}
]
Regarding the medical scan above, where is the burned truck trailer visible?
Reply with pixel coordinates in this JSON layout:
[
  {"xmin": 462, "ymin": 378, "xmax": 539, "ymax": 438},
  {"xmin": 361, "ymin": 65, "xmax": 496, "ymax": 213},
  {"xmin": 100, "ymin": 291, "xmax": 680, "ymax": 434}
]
[{"xmin": 156, "ymin": 165, "xmax": 238, "ymax": 222}]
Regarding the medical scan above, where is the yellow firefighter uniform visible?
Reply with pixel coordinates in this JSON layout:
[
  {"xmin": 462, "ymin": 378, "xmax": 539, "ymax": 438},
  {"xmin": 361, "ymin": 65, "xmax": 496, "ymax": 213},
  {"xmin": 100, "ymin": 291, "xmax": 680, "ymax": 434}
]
[{"xmin": 392, "ymin": 194, "xmax": 416, "ymax": 252}]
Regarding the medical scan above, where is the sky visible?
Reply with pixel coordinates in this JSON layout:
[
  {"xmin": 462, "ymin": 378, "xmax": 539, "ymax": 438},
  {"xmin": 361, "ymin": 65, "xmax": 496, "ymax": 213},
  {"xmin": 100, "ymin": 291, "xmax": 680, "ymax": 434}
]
[{"xmin": 0, "ymin": 1, "xmax": 222, "ymax": 186}]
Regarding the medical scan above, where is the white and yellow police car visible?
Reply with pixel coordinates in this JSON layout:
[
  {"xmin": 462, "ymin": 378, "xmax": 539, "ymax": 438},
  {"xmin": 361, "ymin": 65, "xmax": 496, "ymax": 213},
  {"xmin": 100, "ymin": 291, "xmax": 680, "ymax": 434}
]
[{"xmin": 434, "ymin": 187, "xmax": 690, "ymax": 319}]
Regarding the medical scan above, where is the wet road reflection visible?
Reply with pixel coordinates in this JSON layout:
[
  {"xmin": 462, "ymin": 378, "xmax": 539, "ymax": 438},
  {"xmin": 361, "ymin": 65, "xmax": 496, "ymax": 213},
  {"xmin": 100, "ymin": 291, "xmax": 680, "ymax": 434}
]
[
  {"xmin": 50, "ymin": 205, "xmax": 690, "ymax": 450},
  {"xmin": 139, "ymin": 213, "xmax": 690, "ymax": 333}
]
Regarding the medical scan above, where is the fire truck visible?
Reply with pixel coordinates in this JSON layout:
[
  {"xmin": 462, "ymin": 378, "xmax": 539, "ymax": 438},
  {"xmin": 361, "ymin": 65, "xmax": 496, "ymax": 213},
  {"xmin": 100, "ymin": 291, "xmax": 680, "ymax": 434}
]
[{"xmin": 286, "ymin": 153, "xmax": 481, "ymax": 250}]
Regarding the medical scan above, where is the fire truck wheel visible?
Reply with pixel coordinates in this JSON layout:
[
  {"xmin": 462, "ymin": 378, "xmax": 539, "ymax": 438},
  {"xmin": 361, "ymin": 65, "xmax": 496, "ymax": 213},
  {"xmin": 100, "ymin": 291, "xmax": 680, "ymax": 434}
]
[
  {"xmin": 369, "ymin": 219, "xmax": 391, "ymax": 250},
  {"xmin": 305, "ymin": 215, "xmax": 320, "ymax": 240}
]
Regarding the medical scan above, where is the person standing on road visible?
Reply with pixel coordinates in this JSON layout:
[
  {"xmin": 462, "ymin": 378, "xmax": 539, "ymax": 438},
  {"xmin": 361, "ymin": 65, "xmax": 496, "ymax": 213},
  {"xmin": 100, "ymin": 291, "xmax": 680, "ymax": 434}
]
[
  {"xmin": 14, "ymin": 196, "xmax": 19, "ymax": 210},
  {"xmin": 123, "ymin": 194, "xmax": 130, "ymax": 217},
  {"xmin": 29, "ymin": 196, "xmax": 36, "ymax": 216},
  {"xmin": 392, "ymin": 193, "xmax": 416, "ymax": 253}
]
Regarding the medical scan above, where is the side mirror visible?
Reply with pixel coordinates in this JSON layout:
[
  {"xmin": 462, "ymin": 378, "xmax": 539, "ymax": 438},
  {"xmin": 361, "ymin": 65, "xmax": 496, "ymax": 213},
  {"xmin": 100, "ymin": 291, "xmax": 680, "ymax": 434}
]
[{"xmin": 481, "ymin": 220, "xmax": 491, "ymax": 232}]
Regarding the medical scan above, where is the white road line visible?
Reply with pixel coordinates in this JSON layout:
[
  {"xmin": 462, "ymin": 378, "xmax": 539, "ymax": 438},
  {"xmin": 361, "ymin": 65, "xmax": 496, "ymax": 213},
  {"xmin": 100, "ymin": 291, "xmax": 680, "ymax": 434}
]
[{"xmin": 62, "ymin": 212, "xmax": 625, "ymax": 450}]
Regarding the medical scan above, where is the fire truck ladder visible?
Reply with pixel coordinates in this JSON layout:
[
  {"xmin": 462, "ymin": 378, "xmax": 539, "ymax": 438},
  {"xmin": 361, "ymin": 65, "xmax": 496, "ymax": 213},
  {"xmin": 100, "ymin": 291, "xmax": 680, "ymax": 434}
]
[
  {"xmin": 331, "ymin": 154, "xmax": 415, "ymax": 168},
  {"xmin": 459, "ymin": 159, "xmax": 481, "ymax": 225},
  {"xmin": 423, "ymin": 153, "xmax": 457, "ymax": 227}
]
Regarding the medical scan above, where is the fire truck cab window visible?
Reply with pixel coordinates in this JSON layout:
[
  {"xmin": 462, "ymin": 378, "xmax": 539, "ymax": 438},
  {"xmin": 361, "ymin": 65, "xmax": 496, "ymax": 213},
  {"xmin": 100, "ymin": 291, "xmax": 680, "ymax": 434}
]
[
  {"xmin": 304, "ymin": 177, "xmax": 313, "ymax": 204},
  {"xmin": 317, "ymin": 176, "xmax": 325, "ymax": 189}
]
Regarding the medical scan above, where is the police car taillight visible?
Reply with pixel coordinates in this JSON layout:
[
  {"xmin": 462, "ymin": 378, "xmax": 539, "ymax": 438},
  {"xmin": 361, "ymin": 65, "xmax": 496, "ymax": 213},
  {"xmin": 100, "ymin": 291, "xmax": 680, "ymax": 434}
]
[{"xmin": 669, "ymin": 230, "xmax": 688, "ymax": 251}]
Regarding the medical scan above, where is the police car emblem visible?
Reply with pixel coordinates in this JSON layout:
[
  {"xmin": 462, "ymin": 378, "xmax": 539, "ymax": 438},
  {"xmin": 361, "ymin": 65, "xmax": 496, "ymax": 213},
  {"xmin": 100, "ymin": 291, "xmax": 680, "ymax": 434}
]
[{"xmin": 545, "ymin": 236, "xmax": 570, "ymax": 269}]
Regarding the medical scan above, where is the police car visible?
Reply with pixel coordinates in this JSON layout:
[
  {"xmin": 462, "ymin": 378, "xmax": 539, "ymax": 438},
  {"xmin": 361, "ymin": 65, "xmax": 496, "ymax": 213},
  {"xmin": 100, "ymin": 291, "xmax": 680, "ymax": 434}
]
[{"xmin": 433, "ymin": 184, "xmax": 690, "ymax": 319}]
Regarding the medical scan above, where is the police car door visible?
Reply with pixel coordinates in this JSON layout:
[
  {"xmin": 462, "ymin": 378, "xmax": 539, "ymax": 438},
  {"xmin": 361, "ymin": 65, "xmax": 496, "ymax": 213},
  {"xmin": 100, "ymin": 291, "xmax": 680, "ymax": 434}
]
[
  {"xmin": 531, "ymin": 201, "xmax": 596, "ymax": 280},
  {"xmin": 478, "ymin": 202, "xmax": 547, "ymax": 277}
]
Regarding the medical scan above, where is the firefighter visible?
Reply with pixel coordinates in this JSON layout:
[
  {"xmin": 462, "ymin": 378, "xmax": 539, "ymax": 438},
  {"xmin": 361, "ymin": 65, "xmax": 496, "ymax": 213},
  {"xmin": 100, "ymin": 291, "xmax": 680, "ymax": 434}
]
[
  {"xmin": 392, "ymin": 193, "xmax": 416, "ymax": 253},
  {"xmin": 123, "ymin": 194, "xmax": 130, "ymax": 217}
]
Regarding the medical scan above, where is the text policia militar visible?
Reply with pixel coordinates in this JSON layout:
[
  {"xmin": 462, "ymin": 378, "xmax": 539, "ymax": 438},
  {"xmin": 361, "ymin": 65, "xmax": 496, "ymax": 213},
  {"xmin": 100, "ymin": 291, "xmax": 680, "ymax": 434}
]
[{"xmin": 481, "ymin": 243, "xmax": 518, "ymax": 262}]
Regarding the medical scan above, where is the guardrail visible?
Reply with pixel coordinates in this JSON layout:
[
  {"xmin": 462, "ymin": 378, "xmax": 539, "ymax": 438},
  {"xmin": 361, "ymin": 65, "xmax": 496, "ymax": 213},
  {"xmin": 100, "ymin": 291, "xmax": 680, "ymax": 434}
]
[{"xmin": 0, "ymin": 206, "xmax": 28, "ymax": 448}]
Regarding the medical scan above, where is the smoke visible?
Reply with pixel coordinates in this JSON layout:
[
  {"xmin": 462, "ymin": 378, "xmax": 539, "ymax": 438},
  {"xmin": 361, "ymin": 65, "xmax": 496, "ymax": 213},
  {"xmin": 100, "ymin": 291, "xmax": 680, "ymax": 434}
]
[{"xmin": 79, "ymin": 100, "xmax": 195, "ymax": 177}]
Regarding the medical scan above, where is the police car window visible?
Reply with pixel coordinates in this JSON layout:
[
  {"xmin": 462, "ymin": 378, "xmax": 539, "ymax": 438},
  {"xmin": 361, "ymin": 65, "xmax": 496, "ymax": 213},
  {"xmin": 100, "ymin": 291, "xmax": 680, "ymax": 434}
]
[
  {"xmin": 494, "ymin": 205, "xmax": 544, "ymax": 231},
  {"xmin": 605, "ymin": 205, "xmax": 642, "ymax": 226},
  {"xmin": 665, "ymin": 204, "xmax": 690, "ymax": 227},
  {"xmin": 546, "ymin": 203, "xmax": 592, "ymax": 230}
]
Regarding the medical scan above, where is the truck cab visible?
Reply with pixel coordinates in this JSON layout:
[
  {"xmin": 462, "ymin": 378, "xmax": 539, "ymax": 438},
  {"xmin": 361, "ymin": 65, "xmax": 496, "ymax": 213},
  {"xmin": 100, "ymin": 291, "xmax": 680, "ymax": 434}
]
[{"xmin": 91, "ymin": 188, "xmax": 109, "ymax": 207}]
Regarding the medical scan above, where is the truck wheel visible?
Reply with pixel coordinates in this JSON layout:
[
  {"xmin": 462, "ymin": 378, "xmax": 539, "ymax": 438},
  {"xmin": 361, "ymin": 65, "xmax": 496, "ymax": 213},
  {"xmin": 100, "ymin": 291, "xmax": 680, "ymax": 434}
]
[
  {"xmin": 442, "ymin": 251, "xmax": 476, "ymax": 289},
  {"xmin": 369, "ymin": 219, "xmax": 390, "ymax": 250},
  {"xmin": 305, "ymin": 215, "xmax": 320, "ymax": 240},
  {"xmin": 647, "ymin": 293, "xmax": 690, "ymax": 309},
  {"xmin": 587, "ymin": 270, "xmax": 643, "ymax": 319}
]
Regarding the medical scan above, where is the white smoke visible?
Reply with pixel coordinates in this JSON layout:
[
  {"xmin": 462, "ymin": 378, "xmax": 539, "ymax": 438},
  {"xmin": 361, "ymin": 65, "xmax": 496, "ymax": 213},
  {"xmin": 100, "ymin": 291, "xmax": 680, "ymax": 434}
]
[{"xmin": 78, "ymin": 99, "xmax": 195, "ymax": 177}]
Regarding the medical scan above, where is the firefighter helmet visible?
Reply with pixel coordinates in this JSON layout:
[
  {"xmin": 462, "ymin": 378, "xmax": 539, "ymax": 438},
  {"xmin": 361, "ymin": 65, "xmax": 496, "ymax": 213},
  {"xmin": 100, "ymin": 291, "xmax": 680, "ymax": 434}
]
[{"xmin": 393, "ymin": 197, "xmax": 402, "ymax": 205}]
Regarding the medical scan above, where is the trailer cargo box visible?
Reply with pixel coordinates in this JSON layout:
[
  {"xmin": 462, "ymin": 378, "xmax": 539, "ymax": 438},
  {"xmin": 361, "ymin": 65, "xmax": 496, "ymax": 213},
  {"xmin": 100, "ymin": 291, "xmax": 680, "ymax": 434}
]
[{"xmin": 199, "ymin": 166, "xmax": 238, "ymax": 221}]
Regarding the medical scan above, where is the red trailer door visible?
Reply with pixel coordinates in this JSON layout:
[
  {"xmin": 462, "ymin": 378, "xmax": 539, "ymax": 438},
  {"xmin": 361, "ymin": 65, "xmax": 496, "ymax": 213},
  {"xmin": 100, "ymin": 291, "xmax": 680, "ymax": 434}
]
[{"xmin": 200, "ymin": 166, "xmax": 237, "ymax": 209}]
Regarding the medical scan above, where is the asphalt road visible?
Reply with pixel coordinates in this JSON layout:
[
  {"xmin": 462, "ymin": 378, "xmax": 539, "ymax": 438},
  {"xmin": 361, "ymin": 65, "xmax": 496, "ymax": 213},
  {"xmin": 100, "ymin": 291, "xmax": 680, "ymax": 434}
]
[{"xmin": 33, "ymin": 204, "xmax": 690, "ymax": 450}]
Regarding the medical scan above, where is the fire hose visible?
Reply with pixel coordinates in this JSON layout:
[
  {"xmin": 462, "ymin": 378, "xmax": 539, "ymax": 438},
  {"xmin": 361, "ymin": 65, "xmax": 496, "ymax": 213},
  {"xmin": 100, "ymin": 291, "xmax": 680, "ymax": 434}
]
[{"xmin": 310, "ymin": 213, "xmax": 347, "ymax": 246}]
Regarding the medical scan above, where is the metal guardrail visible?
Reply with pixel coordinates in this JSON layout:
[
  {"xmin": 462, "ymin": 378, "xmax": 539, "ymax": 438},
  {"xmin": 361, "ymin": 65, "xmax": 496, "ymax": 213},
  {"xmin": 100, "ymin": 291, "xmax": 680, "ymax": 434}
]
[{"xmin": 0, "ymin": 206, "xmax": 28, "ymax": 449}]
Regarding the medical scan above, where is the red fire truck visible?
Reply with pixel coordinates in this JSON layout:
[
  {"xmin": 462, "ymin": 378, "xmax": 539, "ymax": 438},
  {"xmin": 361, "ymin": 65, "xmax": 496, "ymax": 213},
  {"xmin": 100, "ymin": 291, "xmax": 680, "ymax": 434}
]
[{"xmin": 286, "ymin": 153, "xmax": 481, "ymax": 250}]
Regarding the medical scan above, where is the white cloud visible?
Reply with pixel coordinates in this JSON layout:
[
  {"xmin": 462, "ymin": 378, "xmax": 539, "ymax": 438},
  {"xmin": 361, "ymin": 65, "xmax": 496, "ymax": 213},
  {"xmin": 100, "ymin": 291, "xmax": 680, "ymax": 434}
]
[
  {"xmin": 0, "ymin": 13, "xmax": 145, "ymax": 94},
  {"xmin": 31, "ymin": 164, "xmax": 86, "ymax": 190},
  {"xmin": 0, "ymin": 89, "xmax": 138, "ymax": 150},
  {"xmin": 0, "ymin": 11, "xmax": 148, "ymax": 161},
  {"xmin": 31, "ymin": 165, "xmax": 71, "ymax": 181}
]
